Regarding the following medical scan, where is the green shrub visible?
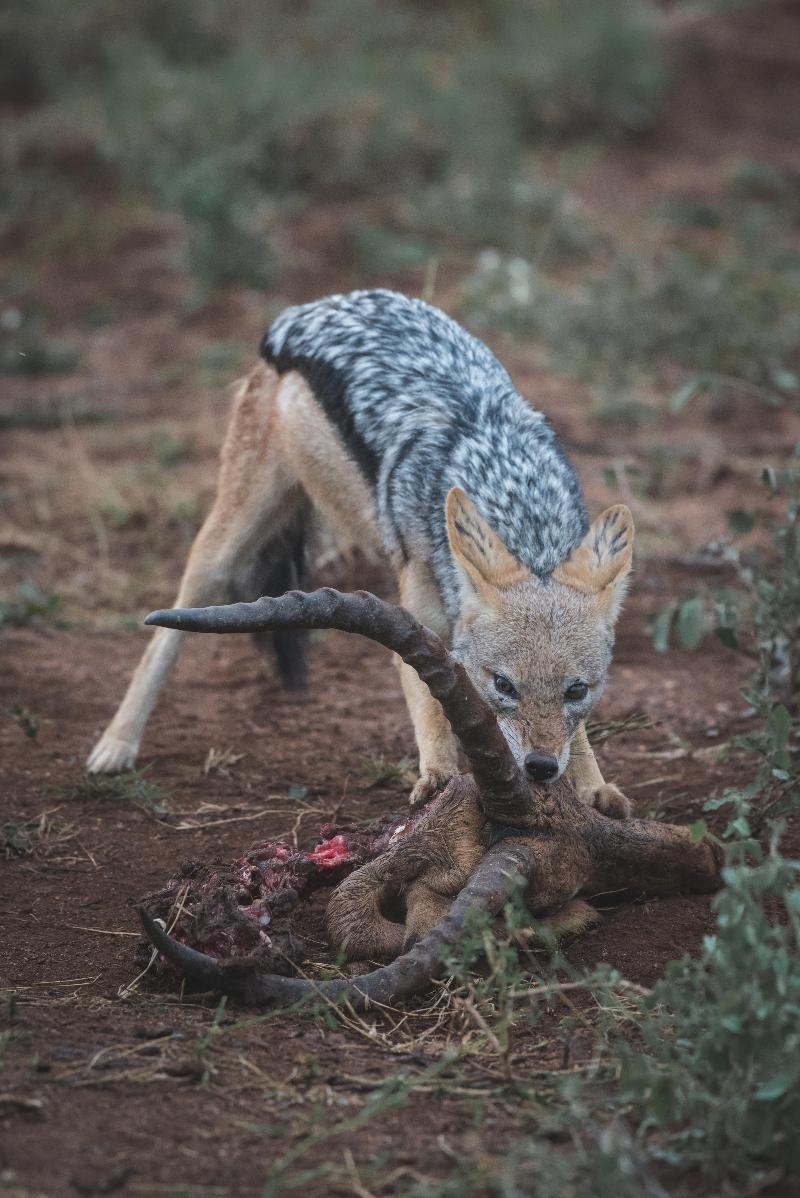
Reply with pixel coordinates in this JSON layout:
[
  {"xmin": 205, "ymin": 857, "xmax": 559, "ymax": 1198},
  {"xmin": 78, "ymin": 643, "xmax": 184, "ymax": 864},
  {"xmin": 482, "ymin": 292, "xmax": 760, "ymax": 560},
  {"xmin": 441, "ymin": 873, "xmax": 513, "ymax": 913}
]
[
  {"xmin": 463, "ymin": 240, "xmax": 800, "ymax": 403},
  {"xmin": 621, "ymin": 846, "xmax": 800, "ymax": 1180},
  {"xmin": 409, "ymin": 1113, "xmax": 663, "ymax": 1197},
  {"xmin": 0, "ymin": 581, "xmax": 61, "ymax": 628}
]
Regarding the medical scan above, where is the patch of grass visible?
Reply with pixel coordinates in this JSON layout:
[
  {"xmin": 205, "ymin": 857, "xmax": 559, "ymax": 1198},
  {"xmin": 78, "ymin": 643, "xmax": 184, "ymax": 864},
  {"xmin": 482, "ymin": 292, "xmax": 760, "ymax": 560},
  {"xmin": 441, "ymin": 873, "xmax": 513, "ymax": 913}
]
[
  {"xmin": 8, "ymin": 703, "xmax": 39, "ymax": 741},
  {"xmin": 647, "ymin": 455, "xmax": 800, "ymax": 831},
  {"xmin": 360, "ymin": 754, "xmax": 417, "ymax": 789},
  {"xmin": 0, "ymin": 580, "xmax": 61, "ymax": 629},
  {"xmin": 0, "ymin": 399, "xmax": 117, "ymax": 430},
  {"xmin": 151, "ymin": 428, "xmax": 189, "ymax": 469},
  {"xmin": 2, "ymin": 811, "xmax": 69, "ymax": 858},
  {"xmin": 463, "ymin": 237, "xmax": 800, "ymax": 410},
  {"xmin": 63, "ymin": 768, "xmax": 171, "ymax": 816},
  {"xmin": 346, "ymin": 223, "xmax": 438, "ymax": 276},
  {"xmin": 0, "ymin": 309, "xmax": 79, "ymax": 377},
  {"xmin": 94, "ymin": 492, "xmax": 135, "ymax": 532},
  {"xmin": 197, "ymin": 340, "xmax": 248, "ymax": 385},
  {"xmin": 405, "ymin": 1114, "xmax": 663, "ymax": 1198},
  {"xmin": 2, "ymin": 819, "xmax": 39, "ymax": 858},
  {"xmin": 728, "ymin": 158, "xmax": 800, "ymax": 220}
]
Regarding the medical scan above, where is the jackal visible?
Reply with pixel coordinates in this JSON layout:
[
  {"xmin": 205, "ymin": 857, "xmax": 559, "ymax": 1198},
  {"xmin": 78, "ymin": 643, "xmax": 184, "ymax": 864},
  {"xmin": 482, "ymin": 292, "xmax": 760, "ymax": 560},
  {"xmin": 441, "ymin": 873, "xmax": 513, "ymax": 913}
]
[{"xmin": 87, "ymin": 289, "xmax": 633, "ymax": 816}]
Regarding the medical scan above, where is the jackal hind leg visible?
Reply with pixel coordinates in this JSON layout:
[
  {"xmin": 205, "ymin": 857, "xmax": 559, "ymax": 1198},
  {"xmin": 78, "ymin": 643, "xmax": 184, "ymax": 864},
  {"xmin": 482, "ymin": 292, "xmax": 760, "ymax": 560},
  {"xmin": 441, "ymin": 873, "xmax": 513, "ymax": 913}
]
[
  {"xmin": 87, "ymin": 364, "xmax": 301, "ymax": 773},
  {"xmin": 566, "ymin": 722, "xmax": 632, "ymax": 819}
]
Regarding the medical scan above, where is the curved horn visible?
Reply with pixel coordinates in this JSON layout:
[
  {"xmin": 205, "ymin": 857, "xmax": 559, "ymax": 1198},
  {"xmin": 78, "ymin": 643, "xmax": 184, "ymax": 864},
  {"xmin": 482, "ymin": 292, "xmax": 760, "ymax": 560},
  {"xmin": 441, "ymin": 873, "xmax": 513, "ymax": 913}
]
[
  {"xmin": 139, "ymin": 839, "xmax": 535, "ymax": 1010},
  {"xmin": 145, "ymin": 588, "xmax": 536, "ymax": 825}
]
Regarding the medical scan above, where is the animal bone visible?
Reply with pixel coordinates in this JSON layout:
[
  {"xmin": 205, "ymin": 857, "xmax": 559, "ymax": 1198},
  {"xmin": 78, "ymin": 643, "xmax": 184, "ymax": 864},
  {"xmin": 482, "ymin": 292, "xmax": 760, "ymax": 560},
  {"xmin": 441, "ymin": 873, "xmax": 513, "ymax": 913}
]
[{"xmin": 140, "ymin": 588, "xmax": 722, "ymax": 1008}]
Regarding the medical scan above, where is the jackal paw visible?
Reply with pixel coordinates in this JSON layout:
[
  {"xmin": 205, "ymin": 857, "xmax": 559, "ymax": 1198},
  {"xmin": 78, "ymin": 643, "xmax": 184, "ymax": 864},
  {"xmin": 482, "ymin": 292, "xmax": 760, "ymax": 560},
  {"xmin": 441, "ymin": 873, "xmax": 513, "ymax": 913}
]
[
  {"xmin": 86, "ymin": 734, "xmax": 139, "ymax": 774},
  {"xmin": 409, "ymin": 769, "xmax": 454, "ymax": 811},
  {"xmin": 585, "ymin": 782, "xmax": 632, "ymax": 819}
]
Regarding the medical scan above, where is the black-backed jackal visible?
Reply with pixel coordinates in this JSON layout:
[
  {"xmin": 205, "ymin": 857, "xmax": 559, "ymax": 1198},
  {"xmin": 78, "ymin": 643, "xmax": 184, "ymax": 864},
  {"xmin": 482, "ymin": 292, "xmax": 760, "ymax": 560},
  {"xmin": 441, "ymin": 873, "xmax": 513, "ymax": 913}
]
[{"xmin": 88, "ymin": 290, "xmax": 633, "ymax": 816}]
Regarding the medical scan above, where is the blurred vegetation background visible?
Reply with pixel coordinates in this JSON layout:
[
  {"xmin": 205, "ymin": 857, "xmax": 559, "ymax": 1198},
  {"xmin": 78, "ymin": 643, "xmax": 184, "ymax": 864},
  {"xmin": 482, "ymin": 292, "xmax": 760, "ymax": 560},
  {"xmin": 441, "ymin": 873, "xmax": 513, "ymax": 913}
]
[
  {"xmin": 2, "ymin": 0, "xmax": 799, "ymax": 417},
  {"xmin": 1, "ymin": 0, "xmax": 668, "ymax": 287}
]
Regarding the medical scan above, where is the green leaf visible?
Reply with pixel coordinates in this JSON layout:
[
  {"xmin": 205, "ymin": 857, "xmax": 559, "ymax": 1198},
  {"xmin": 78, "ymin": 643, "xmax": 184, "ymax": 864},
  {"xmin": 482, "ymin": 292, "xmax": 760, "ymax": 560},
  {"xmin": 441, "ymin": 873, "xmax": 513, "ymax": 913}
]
[
  {"xmin": 676, "ymin": 595, "xmax": 706, "ymax": 651},
  {"xmin": 727, "ymin": 508, "xmax": 755, "ymax": 534},
  {"xmin": 669, "ymin": 378, "xmax": 701, "ymax": 413},
  {"xmin": 756, "ymin": 1067, "xmax": 800, "ymax": 1101},
  {"xmin": 715, "ymin": 626, "xmax": 739, "ymax": 650},
  {"xmin": 649, "ymin": 603, "xmax": 675, "ymax": 653},
  {"xmin": 767, "ymin": 705, "xmax": 791, "ymax": 749},
  {"xmin": 648, "ymin": 1076, "xmax": 675, "ymax": 1124},
  {"xmin": 689, "ymin": 819, "xmax": 707, "ymax": 843},
  {"xmin": 771, "ymin": 369, "xmax": 799, "ymax": 393}
]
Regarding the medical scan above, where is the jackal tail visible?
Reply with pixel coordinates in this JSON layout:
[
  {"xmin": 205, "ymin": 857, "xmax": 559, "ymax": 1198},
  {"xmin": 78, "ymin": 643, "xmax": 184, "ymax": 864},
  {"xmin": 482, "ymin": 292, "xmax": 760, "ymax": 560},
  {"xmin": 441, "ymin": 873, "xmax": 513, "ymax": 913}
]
[{"xmin": 231, "ymin": 503, "xmax": 312, "ymax": 691}]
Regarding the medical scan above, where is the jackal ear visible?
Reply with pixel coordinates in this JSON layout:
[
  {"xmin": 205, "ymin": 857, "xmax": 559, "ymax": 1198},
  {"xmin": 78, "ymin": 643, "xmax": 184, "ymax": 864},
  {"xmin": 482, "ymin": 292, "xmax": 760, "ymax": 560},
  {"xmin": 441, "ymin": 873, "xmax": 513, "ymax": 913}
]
[
  {"xmin": 446, "ymin": 487, "xmax": 529, "ymax": 608},
  {"xmin": 553, "ymin": 505, "xmax": 634, "ymax": 623}
]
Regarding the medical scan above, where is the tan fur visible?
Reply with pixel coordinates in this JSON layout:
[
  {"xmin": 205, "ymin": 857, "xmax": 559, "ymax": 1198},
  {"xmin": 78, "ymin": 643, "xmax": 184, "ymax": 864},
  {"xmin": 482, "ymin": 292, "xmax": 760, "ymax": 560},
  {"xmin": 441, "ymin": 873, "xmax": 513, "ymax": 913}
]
[
  {"xmin": 567, "ymin": 722, "xmax": 631, "ymax": 819},
  {"xmin": 397, "ymin": 561, "xmax": 461, "ymax": 806},
  {"xmin": 553, "ymin": 504, "xmax": 634, "ymax": 623},
  {"xmin": 327, "ymin": 783, "xmax": 485, "ymax": 960},
  {"xmin": 446, "ymin": 486, "xmax": 530, "ymax": 604},
  {"xmin": 88, "ymin": 366, "xmax": 383, "ymax": 773},
  {"xmin": 276, "ymin": 372, "xmax": 381, "ymax": 555},
  {"xmin": 88, "ymin": 365, "xmax": 301, "ymax": 772}
]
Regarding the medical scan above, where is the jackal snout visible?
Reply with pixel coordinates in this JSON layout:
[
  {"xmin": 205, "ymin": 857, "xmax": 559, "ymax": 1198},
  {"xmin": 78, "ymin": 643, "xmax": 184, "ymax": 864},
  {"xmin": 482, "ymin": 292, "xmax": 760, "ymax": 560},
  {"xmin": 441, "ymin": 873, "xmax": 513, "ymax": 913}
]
[{"xmin": 523, "ymin": 752, "xmax": 559, "ymax": 782}]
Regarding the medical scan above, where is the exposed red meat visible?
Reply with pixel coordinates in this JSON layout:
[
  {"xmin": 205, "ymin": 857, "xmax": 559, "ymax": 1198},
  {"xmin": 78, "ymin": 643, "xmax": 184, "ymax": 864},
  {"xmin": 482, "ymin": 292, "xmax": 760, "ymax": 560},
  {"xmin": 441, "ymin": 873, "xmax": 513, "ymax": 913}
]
[{"xmin": 137, "ymin": 807, "xmax": 416, "ymax": 977}]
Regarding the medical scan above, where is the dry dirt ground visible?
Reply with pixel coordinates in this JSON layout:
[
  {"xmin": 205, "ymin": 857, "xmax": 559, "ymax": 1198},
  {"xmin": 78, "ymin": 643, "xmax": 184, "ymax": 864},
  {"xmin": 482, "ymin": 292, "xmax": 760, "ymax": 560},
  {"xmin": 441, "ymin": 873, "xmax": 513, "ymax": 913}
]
[{"xmin": 3, "ymin": 7, "xmax": 800, "ymax": 1195}]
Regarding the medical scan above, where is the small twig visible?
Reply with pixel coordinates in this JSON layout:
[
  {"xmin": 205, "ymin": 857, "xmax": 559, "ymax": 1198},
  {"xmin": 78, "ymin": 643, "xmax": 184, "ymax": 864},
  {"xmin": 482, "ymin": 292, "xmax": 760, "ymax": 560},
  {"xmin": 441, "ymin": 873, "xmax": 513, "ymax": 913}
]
[
  {"xmin": 289, "ymin": 807, "xmax": 310, "ymax": 850},
  {"xmin": 342, "ymin": 1148, "xmax": 377, "ymax": 1198},
  {"xmin": 76, "ymin": 841, "xmax": 98, "ymax": 868},
  {"xmin": 118, "ymin": 882, "xmax": 190, "ymax": 999},
  {"xmin": 587, "ymin": 711, "xmax": 652, "ymax": 744},
  {"xmin": 451, "ymin": 990, "xmax": 505, "ymax": 1059},
  {"xmin": 169, "ymin": 806, "xmax": 289, "ymax": 832},
  {"xmin": 508, "ymin": 977, "xmax": 652, "ymax": 1001},
  {"xmin": 0, "ymin": 975, "xmax": 100, "ymax": 991},
  {"xmin": 627, "ymin": 774, "xmax": 684, "ymax": 790},
  {"xmin": 65, "ymin": 925, "xmax": 139, "ymax": 938},
  {"xmin": 327, "ymin": 774, "xmax": 350, "ymax": 824}
]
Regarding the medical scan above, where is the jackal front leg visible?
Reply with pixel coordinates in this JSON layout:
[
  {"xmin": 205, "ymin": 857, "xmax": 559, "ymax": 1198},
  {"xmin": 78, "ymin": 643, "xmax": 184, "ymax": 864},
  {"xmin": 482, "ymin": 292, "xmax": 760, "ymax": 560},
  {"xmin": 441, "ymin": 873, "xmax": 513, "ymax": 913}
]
[
  {"xmin": 566, "ymin": 722, "xmax": 632, "ymax": 819},
  {"xmin": 397, "ymin": 561, "xmax": 461, "ymax": 807},
  {"xmin": 397, "ymin": 659, "xmax": 461, "ymax": 808}
]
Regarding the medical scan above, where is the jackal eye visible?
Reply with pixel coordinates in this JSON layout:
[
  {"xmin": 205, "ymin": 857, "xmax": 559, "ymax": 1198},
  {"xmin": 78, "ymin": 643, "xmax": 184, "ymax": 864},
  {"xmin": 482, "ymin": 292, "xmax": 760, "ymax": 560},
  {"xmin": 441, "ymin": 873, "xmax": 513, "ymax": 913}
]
[
  {"xmin": 564, "ymin": 681, "xmax": 589, "ymax": 703},
  {"xmin": 493, "ymin": 674, "xmax": 518, "ymax": 700}
]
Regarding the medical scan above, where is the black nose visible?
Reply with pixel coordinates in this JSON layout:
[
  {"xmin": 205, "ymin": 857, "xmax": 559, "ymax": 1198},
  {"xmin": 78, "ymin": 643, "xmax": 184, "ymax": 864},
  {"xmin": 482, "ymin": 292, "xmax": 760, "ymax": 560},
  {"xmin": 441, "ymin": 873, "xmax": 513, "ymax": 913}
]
[{"xmin": 524, "ymin": 752, "xmax": 559, "ymax": 782}]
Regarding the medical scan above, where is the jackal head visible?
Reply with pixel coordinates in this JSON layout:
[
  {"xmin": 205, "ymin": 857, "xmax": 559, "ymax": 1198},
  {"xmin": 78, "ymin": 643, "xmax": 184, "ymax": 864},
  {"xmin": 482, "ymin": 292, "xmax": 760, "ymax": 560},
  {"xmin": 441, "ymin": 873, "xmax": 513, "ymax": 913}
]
[{"xmin": 446, "ymin": 487, "xmax": 634, "ymax": 783}]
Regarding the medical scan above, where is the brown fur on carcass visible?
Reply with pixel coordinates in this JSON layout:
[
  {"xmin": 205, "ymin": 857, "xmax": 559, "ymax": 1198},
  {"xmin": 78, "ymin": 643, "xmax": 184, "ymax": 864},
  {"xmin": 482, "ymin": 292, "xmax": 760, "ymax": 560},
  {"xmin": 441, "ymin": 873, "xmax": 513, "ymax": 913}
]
[{"xmin": 326, "ymin": 773, "xmax": 722, "ymax": 961}]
